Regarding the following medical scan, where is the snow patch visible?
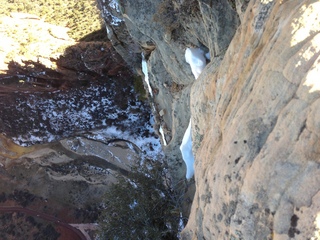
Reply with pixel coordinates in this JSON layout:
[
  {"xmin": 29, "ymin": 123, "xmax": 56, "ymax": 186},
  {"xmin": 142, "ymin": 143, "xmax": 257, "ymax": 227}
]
[
  {"xmin": 159, "ymin": 126, "xmax": 167, "ymax": 146},
  {"xmin": 102, "ymin": 1, "xmax": 123, "ymax": 26},
  {"xmin": 142, "ymin": 57, "xmax": 153, "ymax": 97},
  {"xmin": 109, "ymin": 0, "xmax": 120, "ymax": 11},
  {"xmin": 185, "ymin": 48, "xmax": 206, "ymax": 79},
  {"xmin": 181, "ymin": 47, "xmax": 209, "ymax": 179},
  {"xmin": 205, "ymin": 52, "xmax": 211, "ymax": 60},
  {"xmin": 179, "ymin": 120, "xmax": 194, "ymax": 179},
  {"xmin": 11, "ymin": 83, "xmax": 156, "ymax": 151},
  {"xmin": 89, "ymin": 124, "xmax": 162, "ymax": 160}
]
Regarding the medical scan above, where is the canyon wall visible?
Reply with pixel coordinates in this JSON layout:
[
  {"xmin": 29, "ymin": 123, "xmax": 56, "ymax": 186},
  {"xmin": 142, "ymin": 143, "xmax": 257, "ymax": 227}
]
[
  {"xmin": 100, "ymin": 0, "xmax": 239, "ymax": 182},
  {"xmin": 102, "ymin": 0, "xmax": 320, "ymax": 239},
  {"xmin": 185, "ymin": 0, "xmax": 320, "ymax": 239}
]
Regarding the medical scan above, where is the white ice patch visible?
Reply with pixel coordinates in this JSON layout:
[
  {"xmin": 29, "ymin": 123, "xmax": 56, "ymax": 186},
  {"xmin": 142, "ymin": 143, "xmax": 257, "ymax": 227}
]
[
  {"xmin": 91, "ymin": 124, "xmax": 162, "ymax": 160},
  {"xmin": 106, "ymin": 26, "xmax": 110, "ymax": 34},
  {"xmin": 179, "ymin": 120, "xmax": 194, "ymax": 179},
  {"xmin": 103, "ymin": 4, "xmax": 123, "ymax": 26},
  {"xmin": 127, "ymin": 113, "xmax": 139, "ymax": 122},
  {"xmin": 142, "ymin": 57, "xmax": 153, "ymax": 97},
  {"xmin": 178, "ymin": 212, "xmax": 185, "ymax": 236},
  {"xmin": 159, "ymin": 126, "xmax": 167, "ymax": 146},
  {"xmin": 185, "ymin": 48, "xmax": 206, "ymax": 79},
  {"xmin": 205, "ymin": 52, "xmax": 211, "ymax": 60},
  {"xmin": 129, "ymin": 199, "xmax": 138, "ymax": 209},
  {"xmin": 110, "ymin": 15, "xmax": 123, "ymax": 25},
  {"xmin": 109, "ymin": 0, "xmax": 120, "ymax": 11},
  {"xmin": 180, "ymin": 47, "xmax": 208, "ymax": 179}
]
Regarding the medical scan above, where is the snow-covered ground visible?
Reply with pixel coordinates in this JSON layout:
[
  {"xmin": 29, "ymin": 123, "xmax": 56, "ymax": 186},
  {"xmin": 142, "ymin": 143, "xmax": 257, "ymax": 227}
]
[
  {"xmin": 5, "ymin": 81, "xmax": 162, "ymax": 159},
  {"xmin": 85, "ymin": 117, "xmax": 163, "ymax": 160},
  {"xmin": 100, "ymin": 0, "xmax": 123, "ymax": 26}
]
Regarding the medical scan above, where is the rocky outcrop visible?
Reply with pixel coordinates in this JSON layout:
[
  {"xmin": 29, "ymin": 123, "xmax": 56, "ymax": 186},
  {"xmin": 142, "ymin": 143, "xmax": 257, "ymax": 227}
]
[
  {"xmin": 0, "ymin": 14, "xmax": 73, "ymax": 73},
  {"xmin": 101, "ymin": 0, "xmax": 320, "ymax": 239},
  {"xmin": 0, "ymin": 13, "xmax": 131, "ymax": 84},
  {"xmin": 99, "ymin": 0, "xmax": 239, "ymax": 185},
  {"xmin": 184, "ymin": 0, "xmax": 320, "ymax": 239}
]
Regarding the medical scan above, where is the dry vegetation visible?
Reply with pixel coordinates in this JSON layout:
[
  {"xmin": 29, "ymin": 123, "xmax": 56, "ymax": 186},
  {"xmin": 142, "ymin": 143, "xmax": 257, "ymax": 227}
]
[
  {"xmin": 0, "ymin": 0, "xmax": 109, "ymax": 73},
  {"xmin": 0, "ymin": 0, "xmax": 105, "ymax": 41},
  {"xmin": 99, "ymin": 161, "xmax": 185, "ymax": 240}
]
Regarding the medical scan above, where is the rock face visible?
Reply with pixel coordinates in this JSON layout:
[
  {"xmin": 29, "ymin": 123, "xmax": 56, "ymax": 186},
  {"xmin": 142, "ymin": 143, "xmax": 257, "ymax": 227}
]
[
  {"xmin": 185, "ymin": 0, "xmax": 320, "ymax": 239},
  {"xmin": 185, "ymin": 0, "xmax": 320, "ymax": 238},
  {"xmin": 99, "ymin": 0, "xmax": 239, "ymax": 184},
  {"xmin": 101, "ymin": 0, "xmax": 320, "ymax": 239}
]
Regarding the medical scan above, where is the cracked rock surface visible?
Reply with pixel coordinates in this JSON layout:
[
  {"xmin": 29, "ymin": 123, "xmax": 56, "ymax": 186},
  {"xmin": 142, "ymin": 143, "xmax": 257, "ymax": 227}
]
[
  {"xmin": 184, "ymin": 0, "xmax": 320, "ymax": 239},
  {"xmin": 100, "ymin": 0, "xmax": 320, "ymax": 239}
]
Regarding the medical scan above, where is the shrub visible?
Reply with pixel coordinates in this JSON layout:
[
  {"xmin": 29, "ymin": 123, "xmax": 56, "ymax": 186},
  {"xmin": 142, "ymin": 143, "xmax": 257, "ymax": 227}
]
[
  {"xmin": 98, "ymin": 161, "xmax": 184, "ymax": 240},
  {"xmin": 0, "ymin": 0, "xmax": 104, "ymax": 41},
  {"xmin": 133, "ymin": 75, "xmax": 147, "ymax": 101}
]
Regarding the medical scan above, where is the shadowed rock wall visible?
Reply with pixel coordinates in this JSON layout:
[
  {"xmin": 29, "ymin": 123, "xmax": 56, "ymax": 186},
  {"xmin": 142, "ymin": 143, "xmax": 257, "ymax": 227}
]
[{"xmin": 99, "ymin": 0, "xmax": 239, "ymax": 184}]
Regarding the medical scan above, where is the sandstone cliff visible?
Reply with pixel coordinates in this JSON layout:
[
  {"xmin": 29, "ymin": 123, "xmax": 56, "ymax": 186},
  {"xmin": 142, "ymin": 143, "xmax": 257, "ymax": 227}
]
[
  {"xmin": 186, "ymin": 0, "xmax": 320, "ymax": 239},
  {"xmin": 102, "ymin": 0, "xmax": 320, "ymax": 239}
]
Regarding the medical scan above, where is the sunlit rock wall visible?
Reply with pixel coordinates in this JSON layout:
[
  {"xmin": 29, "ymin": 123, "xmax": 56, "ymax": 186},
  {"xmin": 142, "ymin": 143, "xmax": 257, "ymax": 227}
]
[{"xmin": 183, "ymin": 0, "xmax": 320, "ymax": 239}]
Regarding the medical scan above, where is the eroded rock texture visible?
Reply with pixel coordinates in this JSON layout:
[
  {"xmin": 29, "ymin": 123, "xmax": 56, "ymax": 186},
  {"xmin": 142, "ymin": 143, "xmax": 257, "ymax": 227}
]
[
  {"xmin": 100, "ymin": 0, "xmax": 239, "ymax": 184},
  {"xmin": 101, "ymin": 0, "xmax": 320, "ymax": 239},
  {"xmin": 184, "ymin": 0, "xmax": 320, "ymax": 239}
]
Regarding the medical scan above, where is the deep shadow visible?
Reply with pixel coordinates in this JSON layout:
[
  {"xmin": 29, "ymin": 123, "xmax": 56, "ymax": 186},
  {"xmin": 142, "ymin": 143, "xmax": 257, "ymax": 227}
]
[
  {"xmin": 0, "ymin": 35, "xmax": 151, "ymax": 146},
  {"xmin": 78, "ymin": 27, "xmax": 109, "ymax": 42},
  {"xmin": 0, "ymin": 40, "xmax": 130, "ymax": 93},
  {"xmin": 0, "ymin": 60, "xmax": 88, "ymax": 94}
]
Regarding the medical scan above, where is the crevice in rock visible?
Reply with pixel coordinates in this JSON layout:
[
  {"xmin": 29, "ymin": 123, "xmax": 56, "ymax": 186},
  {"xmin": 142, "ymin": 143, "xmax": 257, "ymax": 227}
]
[{"xmin": 296, "ymin": 120, "xmax": 306, "ymax": 141}]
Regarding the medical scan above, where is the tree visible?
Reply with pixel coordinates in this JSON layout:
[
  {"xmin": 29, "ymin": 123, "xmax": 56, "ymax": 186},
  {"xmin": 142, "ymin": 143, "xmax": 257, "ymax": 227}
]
[{"xmin": 98, "ymin": 161, "xmax": 183, "ymax": 240}]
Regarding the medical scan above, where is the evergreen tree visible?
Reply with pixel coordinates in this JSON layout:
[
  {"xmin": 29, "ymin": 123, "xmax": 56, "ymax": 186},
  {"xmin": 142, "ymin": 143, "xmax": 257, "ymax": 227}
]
[{"xmin": 99, "ymin": 161, "xmax": 184, "ymax": 240}]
